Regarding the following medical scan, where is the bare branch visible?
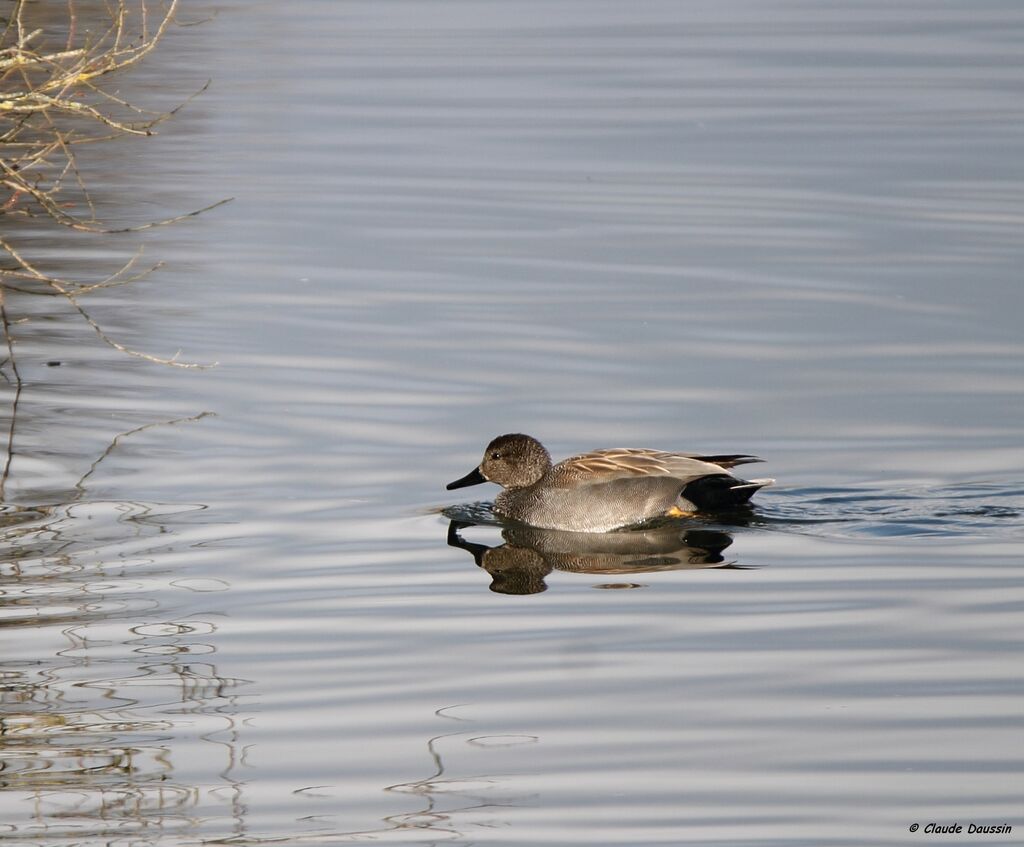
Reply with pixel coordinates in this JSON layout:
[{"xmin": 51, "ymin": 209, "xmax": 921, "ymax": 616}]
[
  {"xmin": 1, "ymin": 1, "xmax": 221, "ymax": 370},
  {"xmin": 0, "ymin": 237, "xmax": 216, "ymax": 369}
]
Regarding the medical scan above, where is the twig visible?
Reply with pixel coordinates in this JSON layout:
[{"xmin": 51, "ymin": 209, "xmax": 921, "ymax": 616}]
[
  {"xmin": 0, "ymin": 292, "xmax": 23, "ymax": 502},
  {"xmin": 0, "ymin": 294, "xmax": 22, "ymax": 384},
  {"xmin": 101, "ymin": 197, "xmax": 234, "ymax": 234},
  {"xmin": 0, "ymin": 236, "xmax": 215, "ymax": 369},
  {"xmin": 74, "ymin": 410, "xmax": 214, "ymax": 497}
]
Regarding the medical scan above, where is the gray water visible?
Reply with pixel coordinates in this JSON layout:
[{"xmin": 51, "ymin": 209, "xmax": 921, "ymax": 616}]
[{"xmin": 1, "ymin": 2, "xmax": 1022, "ymax": 845}]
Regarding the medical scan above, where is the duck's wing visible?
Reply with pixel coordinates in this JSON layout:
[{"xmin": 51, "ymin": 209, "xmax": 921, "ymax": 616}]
[
  {"xmin": 556, "ymin": 448, "xmax": 746, "ymax": 483},
  {"xmin": 690, "ymin": 453, "xmax": 763, "ymax": 469}
]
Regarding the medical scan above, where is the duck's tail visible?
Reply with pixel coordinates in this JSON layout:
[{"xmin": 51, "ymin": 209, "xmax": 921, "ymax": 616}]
[
  {"xmin": 695, "ymin": 454, "xmax": 763, "ymax": 469},
  {"xmin": 680, "ymin": 474, "xmax": 774, "ymax": 511}
]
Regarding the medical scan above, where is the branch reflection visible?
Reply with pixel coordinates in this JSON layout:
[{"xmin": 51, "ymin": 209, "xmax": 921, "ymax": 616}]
[{"xmin": 1, "ymin": 417, "xmax": 247, "ymax": 841}]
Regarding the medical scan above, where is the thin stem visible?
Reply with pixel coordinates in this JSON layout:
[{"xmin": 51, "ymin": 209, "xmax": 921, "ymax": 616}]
[{"xmin": 0, "ymin": 294, "xmax": 23, "ymax": 502}]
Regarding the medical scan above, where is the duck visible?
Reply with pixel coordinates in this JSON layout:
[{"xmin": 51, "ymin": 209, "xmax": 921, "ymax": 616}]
[{"xmin": 447, "ymin": 433, "xmax": 773, "ymax": 533}]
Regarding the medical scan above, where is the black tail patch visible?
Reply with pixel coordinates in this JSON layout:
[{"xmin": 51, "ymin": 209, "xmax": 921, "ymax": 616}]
[
  {"xmin": 681, "ymin": 474, "xmax": 766, "ymax": 511},
  {"xmin": 695, "ymin": 454, "xmax": 763, "ymax": 469}
]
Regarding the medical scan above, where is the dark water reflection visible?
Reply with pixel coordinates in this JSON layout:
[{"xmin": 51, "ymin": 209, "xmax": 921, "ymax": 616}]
[
  {"xmin": 2, "ymin": 0, "xmax": 1024, "ymax": 844},
  {"xmin": 767, "ymin": 483, "xmax": 1024, "ymax": 538}
]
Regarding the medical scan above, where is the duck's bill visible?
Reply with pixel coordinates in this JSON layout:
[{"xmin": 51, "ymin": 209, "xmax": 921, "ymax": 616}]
[{"xmin": 446, "ymin": 467, "xmax": 487, "ymax": 490}]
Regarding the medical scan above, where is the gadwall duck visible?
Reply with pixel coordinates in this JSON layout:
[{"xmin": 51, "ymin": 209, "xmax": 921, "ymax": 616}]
[{"xmin": 447, "ymin": 433, "xmax": 773, "ymax": 533}]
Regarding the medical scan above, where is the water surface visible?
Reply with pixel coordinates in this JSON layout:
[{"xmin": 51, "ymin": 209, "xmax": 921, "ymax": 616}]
[{"xmin": 1, "ymin": 2, "xmax": 1022, "ymax": 845}]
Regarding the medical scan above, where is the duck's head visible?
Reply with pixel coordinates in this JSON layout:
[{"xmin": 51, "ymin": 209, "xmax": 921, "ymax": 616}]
[{"xmin": 447, "ymin": 433, "xmax": 552, "ymax": 491}]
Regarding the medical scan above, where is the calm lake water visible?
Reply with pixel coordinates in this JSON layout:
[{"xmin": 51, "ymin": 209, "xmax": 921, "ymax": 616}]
[{"xmin": 2, "ymin": 2, "xmax": 1022, "ymax": 845}]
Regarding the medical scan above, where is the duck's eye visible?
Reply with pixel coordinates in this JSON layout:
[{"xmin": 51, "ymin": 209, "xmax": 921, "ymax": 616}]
[{"xmin": 490, "ymin": 451, "xmax": 500, "ymax": 460}]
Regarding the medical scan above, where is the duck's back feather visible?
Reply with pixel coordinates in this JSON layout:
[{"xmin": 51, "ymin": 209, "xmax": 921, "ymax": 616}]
[{"xmin": 554, "ymin": 448, "xmax": 743, "ymax": 483}]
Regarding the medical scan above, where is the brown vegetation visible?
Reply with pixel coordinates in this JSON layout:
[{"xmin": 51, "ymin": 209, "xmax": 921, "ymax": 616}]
[{"xmin": 0, "ymin": 0, "xmax": 224, "ymax": 372}]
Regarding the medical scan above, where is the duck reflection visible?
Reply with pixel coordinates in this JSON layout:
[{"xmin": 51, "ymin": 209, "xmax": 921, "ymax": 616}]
[{"xmin": 447, "ymin": 519, "xmax": 739, "ymax": 594}]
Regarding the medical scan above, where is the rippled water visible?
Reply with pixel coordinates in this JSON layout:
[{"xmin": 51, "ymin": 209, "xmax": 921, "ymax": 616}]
[{"xmin": 2, "ymin": 1, "xmax": 1022, "ymax": 845}]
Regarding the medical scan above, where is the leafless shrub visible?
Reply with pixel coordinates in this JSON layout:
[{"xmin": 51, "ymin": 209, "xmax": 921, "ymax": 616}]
[{"xmin": 0, "ymin": 0, "xmax": 224, "ymax": 371}]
